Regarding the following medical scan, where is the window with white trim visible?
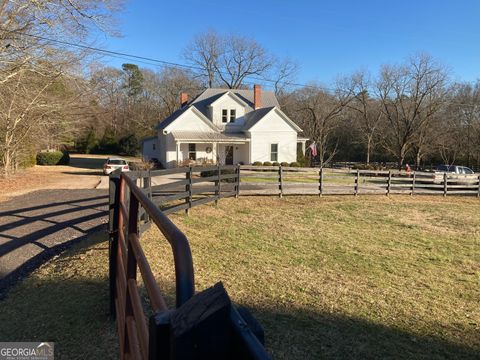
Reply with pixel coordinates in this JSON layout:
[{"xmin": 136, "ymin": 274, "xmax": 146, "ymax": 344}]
[
  {"xmin": 270, "ymin": 144, "xmax": 278, "ymax": 162},
  {"xmin": 222, "ymin": 109, "xmax": 228, "ymax": 123},
  {"xmin": 230, "ymin": 109, "xmax": 236, "ymax": 123}
]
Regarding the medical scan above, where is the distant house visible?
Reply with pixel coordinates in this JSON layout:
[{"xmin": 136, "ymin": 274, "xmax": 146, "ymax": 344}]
[{"xmin": 142, "ymin": 85, "xmax": 308, "ymax": 168}]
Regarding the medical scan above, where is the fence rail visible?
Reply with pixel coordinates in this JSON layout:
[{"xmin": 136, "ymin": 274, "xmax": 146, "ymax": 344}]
[
  {"xmin": 108, "ymin": 170, "xmax": 270, "ymax": 360},
  {"xmin": 238, "ymin": 166, "xmax": 480, "ymax": 198}
]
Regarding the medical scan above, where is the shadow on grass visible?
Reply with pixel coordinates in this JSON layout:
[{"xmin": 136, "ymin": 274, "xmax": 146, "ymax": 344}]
[
  {"xmin": 1, "ymin": 228, "xmax": 477, "ymax": 360},
  {"xmin": 0, "ymin": 234, "xmax": 117, "ymax": 360},
  {"xmin": 246, "ymin": 304, "xmax": 480, "ymax": 360}
]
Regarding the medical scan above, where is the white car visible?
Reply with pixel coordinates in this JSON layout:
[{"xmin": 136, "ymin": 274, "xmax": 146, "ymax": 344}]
[{"xmin": 103, "ymin": 158, "xmax": 129, "ymax": 175}]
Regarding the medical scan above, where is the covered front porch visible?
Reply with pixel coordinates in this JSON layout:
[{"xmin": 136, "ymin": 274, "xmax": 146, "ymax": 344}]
[{"xmin": 170, "ymin": 131, "xmax": 250, "ymax": 167}]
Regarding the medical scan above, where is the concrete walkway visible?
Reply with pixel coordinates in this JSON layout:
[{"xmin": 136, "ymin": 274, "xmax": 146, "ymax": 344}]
[{"xmin": 0, "ymin": 189, "xmax": 108, "ymax": 297}]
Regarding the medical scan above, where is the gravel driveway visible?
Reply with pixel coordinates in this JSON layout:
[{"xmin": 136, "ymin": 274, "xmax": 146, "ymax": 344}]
[{"xmin": 0, "ymin": 188, "xmax": 108, "ymax": 297}]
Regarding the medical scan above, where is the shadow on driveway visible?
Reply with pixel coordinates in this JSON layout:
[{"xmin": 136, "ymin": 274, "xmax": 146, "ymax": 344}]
[{"xmin": 0, "ymin": 189, "xmax": 108, "ymax": 298}]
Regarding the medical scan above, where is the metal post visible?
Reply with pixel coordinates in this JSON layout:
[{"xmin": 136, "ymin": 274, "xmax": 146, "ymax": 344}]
[
  {"xmin": 279, "ymin": 165, "xmax": 283, "ymax": 198},
  {"xmin": 443, "ymin": 172, "xmax": 447, "ymax": 197},
  {"xmin": 387, "ymin": 170, "xmax": 392, "ymax": 196}
]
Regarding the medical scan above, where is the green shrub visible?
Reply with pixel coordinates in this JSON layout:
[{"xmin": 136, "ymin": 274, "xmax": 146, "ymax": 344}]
[
  {"xmin": 297, "ymin": 147, "xmax": 309, "ymax": 167},
  {"xmin": 96, "ymin": 127, "xmax": 118, "ymax": 154},
  {"xmin": 253, "ymin": 161, "xmax": 262, "ymax": 166},
  {"xmin": 289, "ymin": 162, "xmax": 300, "ymax": 167},
  {"xmin": 77, "ymin": 128, "xmax": 98, "ymax": 154},
  {"xmin": 280, "ymin": 162, "xmax": 289, "ymax": 167},
  {"xmin": 36, "ymin": 151, "xmax": 70, "ymax": 165},
  {"xmin": 272, "ymin": 162, "xmax": 280, "ymax": 166},
  {"xmin": 263, "ymin": 161, "xmax": 272, "ymax": 166},
  {"xmin": 118, "ymin": 134, "xmax": 139, "ymax": 156}
]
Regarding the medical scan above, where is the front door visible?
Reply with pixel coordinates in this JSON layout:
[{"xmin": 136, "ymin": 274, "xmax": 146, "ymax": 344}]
[{"xmin": 225, "ymin": 146, "xmax": 234, "ymax": 165}]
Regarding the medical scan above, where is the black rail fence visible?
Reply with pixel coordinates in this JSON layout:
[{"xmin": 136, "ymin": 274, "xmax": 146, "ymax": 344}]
[
  {"xmin": 108, "ymin": 165, "xmax": 479, "ymax": 358},
  {"xmin": 108, "ymin": 169, "xmax": 269, "ymax": 360}
]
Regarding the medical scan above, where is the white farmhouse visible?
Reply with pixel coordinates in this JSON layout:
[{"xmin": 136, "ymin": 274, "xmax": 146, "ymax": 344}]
[{"xmin": 142, "ymin": 85, "xmax": 308, "ymax": 168}]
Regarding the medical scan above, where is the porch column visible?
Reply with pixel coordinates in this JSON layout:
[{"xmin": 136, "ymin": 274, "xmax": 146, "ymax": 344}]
[
  {"xmin": 212, "ymin": 142, "xmax": 217, "ymax": 164},
  {"xmin": 302, "ymin": 141, "xmax": 306, "ymax": 155},
  {"xmin": 176, "ymin": 141, "xmax": 181, "ymax": 167}
]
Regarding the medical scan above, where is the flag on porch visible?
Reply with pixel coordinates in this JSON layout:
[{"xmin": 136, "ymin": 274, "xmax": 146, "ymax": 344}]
[{"xmin": 308, "ymin": 142, "xmax": 317, "ymax": 157}]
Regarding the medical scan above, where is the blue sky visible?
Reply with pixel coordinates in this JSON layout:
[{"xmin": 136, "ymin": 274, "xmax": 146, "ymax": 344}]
[{"xmin": 95, "ymin": 0, "xmax": 480, "ymax": 88}]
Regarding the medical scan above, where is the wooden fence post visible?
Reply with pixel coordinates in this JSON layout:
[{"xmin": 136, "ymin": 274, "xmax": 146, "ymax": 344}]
[
  {"xmin": 215, "ymin": 164, "xmax": 220, "ymax": 205},
  {"xmin": 319, "ymin": 168, "xmax": 323, "ymax": 196},
  {"xmin": 218, "ymin": 165, "xmax": 222, "ymax": 200},
  {"xmin": 279, "ymin": 165, "xmax": 283, "ymax": 198},
  {"xmin": 235, "ymin": 164, "xmax": 241, "ymax": 198},
  {"xmin": 354, "ymin": 169, "xmax": 359, "ymax": 196},
  {"xmin": 478, "ymin": 175, "xmax": 480, "ymax": 198},
  {"xmin": 108, "ymin": 172, "xmax": 121, "ymax": 319},
  {"xmin": 443, "ymin": 172, "xmax": 448, "ymax": 197},
  {"xmin": 387, "ymin": 170, "xmax": 392, "ymax": 196},
  {"xmin": 411, "ymin": 171, "xmax": 416, "ymax": 196},
  {"xmin": 142, "ymin": 170, "xmax": 152, "ymax": 227},
  {"xmin": 185, "ymin": 166, "xmax": 192, "ymax": 214}
]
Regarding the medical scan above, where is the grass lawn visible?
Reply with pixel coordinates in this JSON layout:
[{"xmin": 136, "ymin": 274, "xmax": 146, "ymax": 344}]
[
  {"xmin": 0, "ymin": 232, "xmax": 118, "ymax": 359},
  {"xmin": 141, "ymin": 195, "xmax": 479, "ymax": 359},
  {"xmin": 0, "ymin": 195, "xmax": 478, "ymax": 359}
]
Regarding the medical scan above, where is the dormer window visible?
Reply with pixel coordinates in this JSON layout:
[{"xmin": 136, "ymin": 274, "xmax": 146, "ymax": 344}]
[
  {"xmin": 230, "ymin": 109, "xmax": 236, "ymax": 123},
  {"xmin": 222, "ymin": 109, "xmax": 228, "ymax": 123}
]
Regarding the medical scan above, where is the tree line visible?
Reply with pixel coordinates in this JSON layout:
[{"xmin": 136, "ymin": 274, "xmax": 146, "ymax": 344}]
[{"xmin": 1, "ymin": 4, "xmax": 479, "ymax": 176}]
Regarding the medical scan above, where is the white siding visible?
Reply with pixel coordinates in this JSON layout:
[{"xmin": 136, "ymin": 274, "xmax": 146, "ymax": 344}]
[
  {"xmin": 166, "ymin": 108, "xmax": 214, "ymax": 132},
  {"xmin": 141, "ymin": 138, "xmax": 159, "ymax": 162},
  {"xmin": 209, "ymin": 94, "xmax": 246, "ymax": 131},
  {"xmin": 248, "ymin": 110, "xmax": 297, "ymax": 164}
]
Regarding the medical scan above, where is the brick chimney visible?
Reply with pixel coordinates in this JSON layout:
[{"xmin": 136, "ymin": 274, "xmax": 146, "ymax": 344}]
[
  {"xmin": 253, "ymin": 84, "xmax": 262, "ymax": 109},
  {"xmin": 180, "ymin": 92, "xmax": 189, "ymax": 108}
]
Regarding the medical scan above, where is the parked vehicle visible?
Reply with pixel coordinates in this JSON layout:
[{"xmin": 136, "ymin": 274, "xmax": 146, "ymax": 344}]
[
  {"xmin": 103, "ymin": 158, "xmax": 129, "ymax": 175},
  {"xmin": 432, "ymin": 165, "xmax": 477, "ymax": 184}
]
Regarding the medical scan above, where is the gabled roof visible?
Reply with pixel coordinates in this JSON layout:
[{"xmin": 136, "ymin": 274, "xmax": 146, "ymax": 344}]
[
  {"xmin": 243, "ymin": 107, "xmax": 302, "ymax": 132},
  {"xmin": 207, "ymin": 91, "xmax": 249, "ymax": 108},
  {"xmin": 156, "ymin": 106, "xmax": 219, "ymax": 132},
  {"xmin": 190, "ymin": 88, "xmax": 280, "ymax": 118}
]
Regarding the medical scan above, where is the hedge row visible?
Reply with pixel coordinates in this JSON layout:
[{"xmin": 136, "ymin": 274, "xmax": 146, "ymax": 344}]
[
  {"xmin": 36, "ymin": 151, "xmax": 70, "ymax": 165},
  {"xmin": 252, "ymin": 161, "xmax": 300, "ymax": 167}
]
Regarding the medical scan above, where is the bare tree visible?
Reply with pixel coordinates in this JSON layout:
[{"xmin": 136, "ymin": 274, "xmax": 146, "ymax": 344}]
[
  {"xmin": 376, "ymin": 54, "xmax": 448, "ymax": 168},
  {"xmin": 347, "ymin": 71, "xmax": 384, "ymax": 164},
  {"xmin": 183, "ymin": 29, "xmax": 221, "ymax": 88},
  {"xmin": 0, "ymin": 0, "xmax": 123, "ymax": 175},
  {"xmin": 270, "ymin": 58, "xmax": 299, "ymax": 96},
  {"xmin": 215, "ymin": 34, "xmax": 272, "ymax": 89}
]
